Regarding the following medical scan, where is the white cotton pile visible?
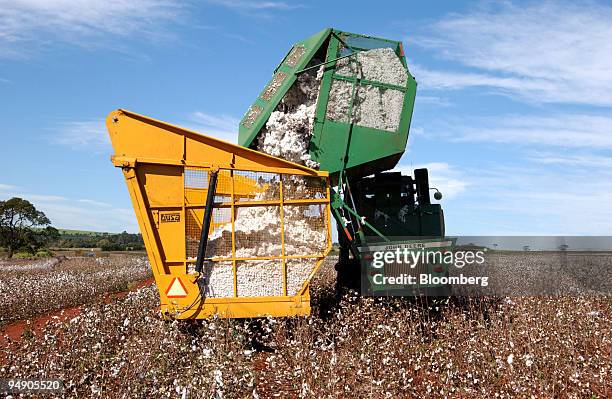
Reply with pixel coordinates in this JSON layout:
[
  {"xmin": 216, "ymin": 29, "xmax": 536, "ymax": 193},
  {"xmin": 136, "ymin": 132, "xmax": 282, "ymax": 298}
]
[
  {"xmin": 335, "ymin": 47, "xmax": 408, "ymax": 86},
  {"xmin": 199, "ymin": 49, "xmax": 409, "ymax": 298},
  {"xmin": 256, "ymin": 66, "xmax": 323, "ymax": 169},
  {"xmin": 201, "ymin": 258, "xmax": 318, "ymax": 298},
  {"xmin": 327, "ymin": 47, "xmax": 408, "ymax": 132},
  {"xmin": 258, "ymin": 47, "xmax": 408, "ymax": 164},
  {"xmin": 202, "ymin": 200, "xmax": 327, "ymax": 297},
  {"xmin": 197, "ymin": 66, "xmax": 327, "ymax": 298}
]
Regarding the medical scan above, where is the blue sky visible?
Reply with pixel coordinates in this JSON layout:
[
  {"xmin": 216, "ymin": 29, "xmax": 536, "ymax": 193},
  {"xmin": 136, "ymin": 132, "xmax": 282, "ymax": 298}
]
[{"xmin": 1, "ymin": 0, "xmax": 611, "ymax": 235}]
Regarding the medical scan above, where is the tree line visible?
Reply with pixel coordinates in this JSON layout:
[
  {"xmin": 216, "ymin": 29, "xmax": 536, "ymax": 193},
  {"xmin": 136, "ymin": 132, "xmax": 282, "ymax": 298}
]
[
  {"xmin": 0, "ymin": 197, "xmax": 143, "ymax": 258},
  {"xmin": 56, "ymin": 231, "xmax": 144, "ymax": 251}
]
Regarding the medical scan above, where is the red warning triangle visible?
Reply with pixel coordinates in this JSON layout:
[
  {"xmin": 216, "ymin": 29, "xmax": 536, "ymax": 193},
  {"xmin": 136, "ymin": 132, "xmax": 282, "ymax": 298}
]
[{"xmin": 165, "ymin": 277, "xmax": 188, "ymax": 298}]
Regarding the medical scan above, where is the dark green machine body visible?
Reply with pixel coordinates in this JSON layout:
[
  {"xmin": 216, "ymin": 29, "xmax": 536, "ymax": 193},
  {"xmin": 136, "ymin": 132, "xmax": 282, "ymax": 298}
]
[
  {"xmin": 238, "ymin": 28, "xmax": 447, "ymax": 291},
  {"xmin": 352, "ymin": 171, "xmax": 445, "ymax": 239},
  {"xmin": 238, "ymin": 28, "xmax": 416, "ymax": 177}
]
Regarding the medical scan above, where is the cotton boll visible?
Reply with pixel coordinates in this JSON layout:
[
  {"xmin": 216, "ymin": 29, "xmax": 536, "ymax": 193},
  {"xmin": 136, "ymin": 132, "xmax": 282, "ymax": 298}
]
[
  {"xmin": 256, "ymin": 66, "xmax": 323, "ymax": 168},
  {"xmin": 336, "ymin": 47, "xmax": 407, "ymax": 86}
]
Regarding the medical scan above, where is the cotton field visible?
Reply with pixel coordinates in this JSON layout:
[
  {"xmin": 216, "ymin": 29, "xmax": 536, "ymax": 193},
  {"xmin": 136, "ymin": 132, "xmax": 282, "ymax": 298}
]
[
  {"xmin": 1, "ymin": 254, "xmax": 610, "ymax": 398},
  {"xmin": 0, "ymin": 255, "xmax": 151, "ymax": 326}
]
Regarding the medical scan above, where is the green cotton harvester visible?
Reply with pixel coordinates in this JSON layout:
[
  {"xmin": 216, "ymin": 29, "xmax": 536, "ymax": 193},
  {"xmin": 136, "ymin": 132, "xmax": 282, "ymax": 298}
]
[{"xmin": 239, "ymin": 28, "xmax": 452, "ymax": 294}]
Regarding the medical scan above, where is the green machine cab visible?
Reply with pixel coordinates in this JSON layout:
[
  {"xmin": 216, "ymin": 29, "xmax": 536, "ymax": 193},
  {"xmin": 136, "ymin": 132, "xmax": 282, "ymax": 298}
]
[{"xmin": 239, "ymin": 28, "xmax": 447, "ymax": 292}]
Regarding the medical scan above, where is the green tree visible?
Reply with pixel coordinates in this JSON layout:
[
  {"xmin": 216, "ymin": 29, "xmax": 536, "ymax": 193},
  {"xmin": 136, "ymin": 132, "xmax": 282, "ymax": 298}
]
[
  {"xmin": 26, "ymin": 226, "xmax": 60, "ymax": 253},
  {"xmin": 0, "ymin": 197, "xmax": 53, "ymax": 258},
  {"xmin": 97, "ymin": 238, "xmax": 120, "ymax": 251}
]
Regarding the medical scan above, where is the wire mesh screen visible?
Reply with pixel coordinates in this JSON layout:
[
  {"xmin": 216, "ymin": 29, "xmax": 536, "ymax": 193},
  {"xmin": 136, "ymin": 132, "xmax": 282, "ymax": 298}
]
[
  {"xmin": 325, "ymin": 79, "xmax": 353, "ymax": 123},
  {"xmin": 237, "ymin": 260, "xmax": 283, "ymax": 297},
  {"xmin": 185, "ymin": 168, "xmax": 209, "ymax": 189},
  {"xmin": 234, "ymin": 170, "xmax": 280, "ymax": 202},
  {"xmin": 352, "ymin": 86, "xmax": 403, "ymax": 132},
  {"xmin": 200, "ymin": 261, "xmax": 234, "ymax": 298},
  {"xmin": 286, "ymin": 259, "xmax": 318, "ymax": 296},
  {"xmin": 185, "ymin": 209, "xmax": 201, "ymax": 259},
  {"xmin": 325, "ymin": 78, "xmax": 403, "ymax": 132},
  {"xmin": 185, "ymin": 207, "xmax": 233, "ymax": 259},
  {"xmin": 206, "ymin": 207, "xmax": 232, "ymax": 258},
  {"xmin": 215, "ymin": 170, "xmax": 233, "ymax": 200},
  {"xmin": 185, "ymin": 169, "xmax": 234, "ymax": 259},
  {"xmin": 282, "ymin": 174, "xmax": 326, "ymax": 200},
  {"xmin": 183, "ymin": 166, "xmax": 329, "ymax": 298},
  {"xmin": 283, "ymin": 204, "xmax": 328, "ymax": 256},
  {"xmin": 234, "ymin": 205, "xmax": 281, "ymax": 257},
  {"xmin": 326, "ymin": 44, "xmax": 408, "ymax": 133}
]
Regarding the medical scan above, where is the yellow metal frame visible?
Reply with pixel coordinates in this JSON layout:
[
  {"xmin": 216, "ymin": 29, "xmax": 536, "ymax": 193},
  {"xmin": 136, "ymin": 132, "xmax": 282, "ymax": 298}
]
[{"xmin": 107, "ymin": 109, "xmax": 332, "ymax": 318}]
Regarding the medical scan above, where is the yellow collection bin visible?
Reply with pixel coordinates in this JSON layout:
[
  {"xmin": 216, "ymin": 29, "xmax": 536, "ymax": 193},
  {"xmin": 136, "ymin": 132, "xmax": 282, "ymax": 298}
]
[{"xmin": 107, "ymin": 109, "xmax": 331, "ymax": 318}]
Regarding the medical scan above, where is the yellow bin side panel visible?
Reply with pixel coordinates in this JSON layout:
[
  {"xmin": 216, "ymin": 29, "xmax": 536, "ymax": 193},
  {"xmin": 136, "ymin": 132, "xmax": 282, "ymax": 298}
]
[{"xmin": 107, "ymin": 109, "xmax": 332, "ymax": 319}]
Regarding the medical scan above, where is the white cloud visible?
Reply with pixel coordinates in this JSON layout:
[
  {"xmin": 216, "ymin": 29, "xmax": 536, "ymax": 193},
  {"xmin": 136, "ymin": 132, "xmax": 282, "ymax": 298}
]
[
  {"xmin": 25, "ymin": 194, "xmax": 67, "ymax": 202},
  {"xmin": 411, "ymin": 64, "xmax": 545, "ymax": 93},
  {"xmin": 458, "ymin": 163, "xmax": 612, "ymax": 235},
  {"xmin": 51, "ymin": 119, "xmax": 109, "ymax": 149},
  {"xmin": 392, "ymin": 162, "xmax": 468, "ymax": 200},
  {"xmin": 187, "ymin": 111, "xmax": 240, "ymax": 143},
  {"xmin": 399, "ymin": 2, "xmax": 612, "ymax": 235},
  {"xmin": 0, "ymin": 190, "xmax": 66, "ymax": 202},
  {"xmin": 411, "ymin": 1, "xmax": 612, "ymax": 106},
  {"xmin": 0, "ymin": 0, "xmax": 184, "ymax": 58},
  {"xmin": 528, "ymin": 152, "xmax": 612, "ymax": 169},
  {"xmin": 0, "ymin": 183, "xmax": 18, "ymax": 191},
  {"xmin": 429, "ymin": 114, "xmax": 612, "ymax": 150},
  {"xmin": 0, "ymin": 187, "xmax": 138, "ymax": 232},
  {"xmin": 78, "ymin": 199, "xmax": 111, "ymax": 207},
  {"xmin": 384, "ymin": 159, "xmax": 612, "ymax": 235},
  {"xmin": 51, "ymin": 112, "xmax": 240, "ymax": 151},
  {"xmin": 205, "ymin": 0, "xmax": 301, "ymax": 11},
  {"xmin": 415, "ymin": 95, "xmax": 451, "ymax": 107},
  {"xmin": 34, "ymin": 201, "xmax": 138, "ymax": 233}
]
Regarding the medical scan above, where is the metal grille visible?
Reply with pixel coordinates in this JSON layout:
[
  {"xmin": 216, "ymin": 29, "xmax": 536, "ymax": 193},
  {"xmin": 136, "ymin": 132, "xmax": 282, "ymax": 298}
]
[
  {"xmin": 215, "ymin": 169, "xmax": 233, "ymax": 199},
  {"xmin": 325, "ymin": 79, "xmax": 353, "ymax": 123},
  {"xmin": 325, "ymin": 78, "xmax": 404, "ymax": 132},
  {"xmin": 183, "ymin": 166, "xmax": 330, "ymax": 298},
  {"xmin": 214, "ymin": 195, "xmax": 231, "ymax": 204},
  {"xmin": 234, "ymin": 205, "xmax": 281, "ymax": 257},
  {"xmin": 185, "ymin": 209, "xmax": 202, "ymax": 259},
  {"xmin": 260, "ymin": 72, "xmax": 287, "ymax": 101},
  {"xmin": 206, "ymin": 207, "xmax": 232, "ymax": 258},
  {"xmin": 353, "ymin": 85, "xmax": 403, "ymax": 132},
  {"xmin": 327, "ymin": 47, "xmax": 407, "ymax": 133},
  {"xmin": 283, "ymin": 204, "xmax": 328, "ymax": 256},
  {"xmin": 282, "ymin": 174, "xmax": 326, "ymax": 200},
  {"xmin": 185, "ymin": 168, "xmax": 234, "ymax": 259},
  {"xmin": 185, "ymin": 207, "xmax": 233, "ymax": 259},
  {"xmin": 237, "ymin": 260, "xmax": 283, "ymax": 297},
  {"xmin": 286, "ymin": 259, "xmax": 317, "ymax": 296},
  {"xmin": 234, "ymin": 170, "xmax": 280, "ymax": 202},
  {"xmin": 185, "ymin": 168, "xmax": 209, "ymax": 189},
  {"xmin": 200, "ymin": 261, "xmax": 234, "ymax": 298},
  {"xmin": 335, "ymin": 55, "xmax": 360, "ymax": 78}
]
